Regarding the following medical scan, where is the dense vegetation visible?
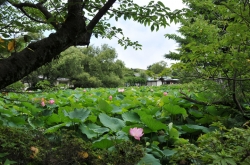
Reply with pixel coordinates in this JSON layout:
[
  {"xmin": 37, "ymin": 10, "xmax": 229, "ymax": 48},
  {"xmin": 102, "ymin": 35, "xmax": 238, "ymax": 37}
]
[
  {"xmin": 1, "ymin": 0, "xmax": 250, "ymax": 164},
  {"xmin": 24, "ymin": 44, "xmax": 127, "ymax": 88},
  {"xmin": 165, "ymin": 0, "xmax": 250, "ymax": 112},
  {"xmin": 0, "ymin": 85, "xmax": 249, "ymax": 164}
]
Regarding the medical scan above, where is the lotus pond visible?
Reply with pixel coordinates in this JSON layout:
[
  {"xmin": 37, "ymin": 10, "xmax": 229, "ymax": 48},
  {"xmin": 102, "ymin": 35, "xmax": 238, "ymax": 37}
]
[{"xmin": 0, "ymin": 84, "xmax": 249, "ymax": 165}]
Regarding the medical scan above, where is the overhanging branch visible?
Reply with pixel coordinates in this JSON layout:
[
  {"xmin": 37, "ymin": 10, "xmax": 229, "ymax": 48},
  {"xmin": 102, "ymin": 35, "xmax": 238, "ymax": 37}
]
[
  {"xmin": 87, "ymin": 0, "xmax": 116, "ymax": 30},
  {"xmin": 10, "ymin": 1, "xmax": 60, "ymax": 30}
]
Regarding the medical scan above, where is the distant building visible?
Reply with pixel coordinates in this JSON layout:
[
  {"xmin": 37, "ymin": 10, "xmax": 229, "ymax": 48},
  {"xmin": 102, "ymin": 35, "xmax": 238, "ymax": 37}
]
[
  {"xmin": 147, "ymin": 77, "xmax": 162, "ymax": 86},
  {"xmin": 159, "ymin": 77, "xmax": 179, "ymax": 85},
  {"xmin": 55, "ymin": 78, "xmax": 71, "ymax": 87},
  {"xmin": 23, "ymin": 76, "xmax": 73, "ymax": 89},
  {"xmin": 147, "ymin": 76, "xmax": 179, "ymax": 86}
]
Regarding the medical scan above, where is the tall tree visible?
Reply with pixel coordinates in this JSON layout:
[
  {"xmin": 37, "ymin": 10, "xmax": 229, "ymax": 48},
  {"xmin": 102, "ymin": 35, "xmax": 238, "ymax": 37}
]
[
  {"xmin": 0, "ymin": 0, "xmax": 180, "ymax": 89},
  {"xmin": 165, "ymin": 0, "xmax": 250, "ymax": 112},
  {"xmin": 146, "ymin": 60, "xmax": 171, "ymax": 78},
  {"xmin": 29, "ymin": 45, "xmax": 126, "ymax": 88}
]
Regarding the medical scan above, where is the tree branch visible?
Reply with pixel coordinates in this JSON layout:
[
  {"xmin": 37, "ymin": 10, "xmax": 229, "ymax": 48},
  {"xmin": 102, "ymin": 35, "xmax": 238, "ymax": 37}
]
[
  {"xmin": 10, "ymin": 1, "xmax": 60, "ymax": 30},
  {"xmin": 179, "ymin": 91, "xmax": 209, "ymax": 106},
  {"xmin": 87, "ymin": 0, "xmax": 116, "ymax": 30},
  {"xmin": 0, "ymin": 0, "xmax": 117, "ymax": 89}
]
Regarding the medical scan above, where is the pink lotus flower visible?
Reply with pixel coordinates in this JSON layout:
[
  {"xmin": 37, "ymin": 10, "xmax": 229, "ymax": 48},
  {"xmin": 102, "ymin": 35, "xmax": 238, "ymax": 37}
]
[
  {"xmin": 109, "ymin": 95, "xmax": 112, "ymax": 101},
  {"xmin": 83, "ymin": 89, "xmax": 86, "ymax": 92},
  {"xmin": 49, "ymin": 99, "xmax": 55, "ymax": 104},
  {"xmin": 118, "ymin": 88, "xmax": 124, "ymax": 92},
  {"xmin": 41, "ymin": 101, "xmax": 46, "ymax": 107},
  {"xmin": 163, "ymin": 92, "xmax": 168, "ymax": 96},
  {"xmin": 130, "ymin": 127, "xmax": 144, "ymax": 140}
]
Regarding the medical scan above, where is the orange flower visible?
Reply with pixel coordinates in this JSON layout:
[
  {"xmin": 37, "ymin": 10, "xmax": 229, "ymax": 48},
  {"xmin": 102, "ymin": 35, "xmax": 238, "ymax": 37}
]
[
  {"xmin": 30, "ymin": 146, "xmax": 39, "ymax": 158},
  {"xmin": 78, "ymin": 151, "xmax": 88, "ymax": 158}
]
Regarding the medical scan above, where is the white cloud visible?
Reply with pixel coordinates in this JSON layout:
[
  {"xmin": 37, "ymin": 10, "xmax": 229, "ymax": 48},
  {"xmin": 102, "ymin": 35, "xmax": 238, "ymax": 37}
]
[{"xmin": 91, "ymin": 0, "xmax": 185, "ymax": 70}]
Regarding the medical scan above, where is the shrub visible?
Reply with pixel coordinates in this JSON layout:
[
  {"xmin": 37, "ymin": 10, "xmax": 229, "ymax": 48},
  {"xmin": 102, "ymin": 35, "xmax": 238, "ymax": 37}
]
[
  {"xmin": 4, "ymin": 81, "xmax": 24, "ymax": 91},
  {"xmin": 35, "ymin": 80, "xmax": 51, "ymax": 90},
  {"xmin": 170, "ymin": 123, "xmax": 250, "ymax": 165},
  {"xmin": 0, "ymin": 127, "xmax": 145, "ymax": 165},
  {"xmin": 0, "ymin": 126, "xmax": 49, "ymax": 165}
]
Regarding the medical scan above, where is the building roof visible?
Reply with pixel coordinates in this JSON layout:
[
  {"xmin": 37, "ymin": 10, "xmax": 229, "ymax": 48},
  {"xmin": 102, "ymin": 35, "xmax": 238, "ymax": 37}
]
[{"xmin": 147, "ymin": 76, "xmax": 179, "ymax": 81}]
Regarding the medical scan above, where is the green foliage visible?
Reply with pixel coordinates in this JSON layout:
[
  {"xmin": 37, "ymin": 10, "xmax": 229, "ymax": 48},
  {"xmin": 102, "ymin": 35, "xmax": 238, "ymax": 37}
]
[
  {"xmin": 99, "ymin": 140, "xmax": 145, "ymax": 165},
  {"xmin": 146, "ymin": 61, "xmax": 173, "ymax": 81},
  {"xmin": 0, "ymin": 127, "xmax": 145, "ymax": 165},
  {"xmin": 0, "ymin": 84, "xmax": 249, "ymax": 164},
  {"xmin": 35, "ymin": 80, "xmax": 51, "ymax": 90},
  {"xmin": 4, "ymin": 81, "xmax": 24, "ymax": 91},
  {"xmin": 125, "ymin": 77, "xmax": 146, "ymax": 86},
  {"xmin": 166, "ymin": 0, "xmax": 250, "ymax": 112},
  {"xmin": 170, "ymin": 124, "xmax": 250, "ymax": 165},
  {"xmin": 28, "ymin": 45, "xmax": 126, "ymax": 88},
  {"xmin": 0, "ymin": 0, "xmax": 180, "ymax": 51},
  {"xmin": 147, "ymin": 61, "xmax": 168, "ymax": 75},
  {"xmin": 0, "ymin": 0, "xmax": 184, "ymax": 90},
  {"xmin": 0, "ymin": 126, "xmax": 50, "ymax": 164}
]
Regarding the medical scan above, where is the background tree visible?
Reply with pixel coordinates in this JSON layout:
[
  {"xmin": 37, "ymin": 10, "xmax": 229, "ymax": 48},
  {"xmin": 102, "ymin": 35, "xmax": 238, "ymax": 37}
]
[
  {"xmin": 27, "ymin": 44, "xmax": 126, "ymax": 88},
  {"xmin": 147, "ymin": 61, "xmax": 167, "ymax": 75},
  {"xmin": 0, "ymin": 0, "xmax": 180, "ymax": 89},
  {"xmin": 146, "ymin": 61, "xmax": 172, "ymax": 80}
]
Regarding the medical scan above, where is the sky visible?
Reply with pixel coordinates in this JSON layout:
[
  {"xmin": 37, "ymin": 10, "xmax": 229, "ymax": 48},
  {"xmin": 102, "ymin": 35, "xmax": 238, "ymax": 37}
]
[{"xmin": 91, "ymin": 0, "xmax": 186, "ymax": 70}]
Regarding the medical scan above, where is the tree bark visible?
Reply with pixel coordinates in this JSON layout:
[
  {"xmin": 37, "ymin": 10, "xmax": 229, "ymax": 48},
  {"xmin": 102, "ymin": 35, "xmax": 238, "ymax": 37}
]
[{"xmin": 0, "ymin": 0, "xmax": 116, "ymax": 89}]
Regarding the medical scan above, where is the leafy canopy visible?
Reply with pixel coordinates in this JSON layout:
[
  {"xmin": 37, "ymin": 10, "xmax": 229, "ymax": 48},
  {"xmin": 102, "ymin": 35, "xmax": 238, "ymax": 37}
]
[
  {"xmin": 0, "ymin": 0, "xmax": 183, "ymax": 89},
  {"xmin": 0, "ymin": 0, "xmax": 181, "ymax": 51},
  {"xmin": 165, "ymin": 0, "xmax": 250, "ymax": 111}
]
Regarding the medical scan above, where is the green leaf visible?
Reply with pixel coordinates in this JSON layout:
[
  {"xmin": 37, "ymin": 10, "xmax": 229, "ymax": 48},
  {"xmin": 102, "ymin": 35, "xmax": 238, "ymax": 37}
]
[
  {"xmin": 88, "ymin": 114, "xmax": 97, "ymax": 122},
  {"xmin": 138, "ymin": 112, "xmax": 167, "ymax": 131},
  {"xmin": 162, "ymin": 149, "xmax": 177, "ymax": 156},
  {"xmin": 122, "ymin": 111, "xmax": 141, "ymax": 123},
  {"xmin": 151, "ymin": 25, "xmax": 155, "ymax": 31},
  {"xmin": 225, "ymin": 158, "xmax": 237, "ymax": 165},
  {"xmin": 63, "ymin": 109, "xmax": 90, "ymax": 122},
  {"xmin": 74, "ymin": 93, "xmax": 82, "ymax": 99},
  {"xmin": 27, "ymin": 117, "xmax": 36, "ymax": 129},
  {"xmin": 0, "ymin": 153, "xmax": 9, "ymax": 158},
  {"xmin": 98, "ymin": 99, "xmax": 113, "ymax": 113},
  {"xmin": 46, "ymin": 114, "xmax": 62, "ymax": 125},
  {"xmin": 163, "ymin": 104, "xmax": 188, "ymax": 118},
  {"xmin": 189, "ymin": 109, "xmax": 203, "ymax": 118},
  {"xmin": 4, "ymin": 159, "xmax": 17, "ymax": 165},
  {"xmin": 21, "ymin": 102, "xmax": 41, "ymax": 114},
  {"xmin": 99, "ymin": 113, "xmax": 125, "ymax": 131},
  {"xmin": 174, "ymin": 138, "xmax": 189, "ymax": 144},
  {"xmin": 157, "ymin": 1, "xmax": 165, "ymax": 8},
  {"xmin": 196, "ymin": 114, "xmax": 216, "ymax": 124},
  {"xmin": 88, "ymin": 123, "xmax": 109, "ymax": 134},
  {"xmin": 138, "ymin": 154, "xmax": 161, "ymax": 165},
  {"xmin": 182, "ymin": 124, "xmax": 210, "ymax": 133},
  {"xmin": 92, "ymin": 139, "xmax": 114, "ymax": 149},
  {"xmin": 206, "ymin": 106, "xmax": 221, "ymax": 115},
  {"xmin": 79, "ymin": 124, "xmax": 97, "ymax": 139},
  {"xmin": 46, "ymin": 17, "xmax": 55, "ymax": 23},
  {"xmin": 8, "ymin": 117, "xmax": 26, "ymax": 125},
  {"xmin": 169, "ymin": 127, "xmax": 179, "ymax": 139},
  {"xmin": 45, "ymin": 123, "xmax": 67, "ymax": 134}
]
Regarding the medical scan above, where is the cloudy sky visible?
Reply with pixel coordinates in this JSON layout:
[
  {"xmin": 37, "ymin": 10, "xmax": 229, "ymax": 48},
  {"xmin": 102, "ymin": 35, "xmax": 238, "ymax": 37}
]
[{"xmin": 91, "ymin": 0, "xmax": 186, "ymax": 70}]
